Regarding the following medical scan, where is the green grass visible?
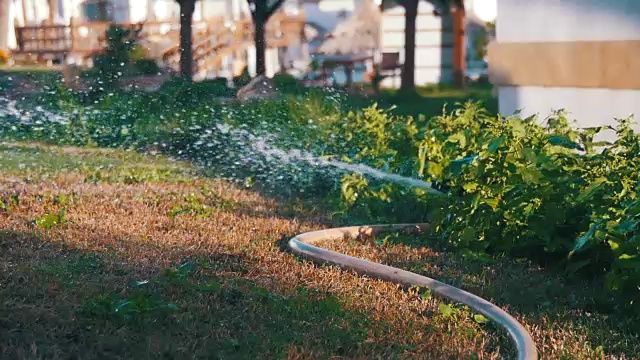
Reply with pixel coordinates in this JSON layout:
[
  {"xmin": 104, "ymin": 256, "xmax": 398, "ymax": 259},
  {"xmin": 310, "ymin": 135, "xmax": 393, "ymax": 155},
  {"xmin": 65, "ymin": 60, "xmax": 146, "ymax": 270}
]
[
  {"xmin": 344, "ymin": 83, "xmax": 497, "ymax": 118},
  {"xmin": 0, "ymin": 143, "xmax": 198, "ymax": 183},
  {"xmin": 0, "ymin": 66, "xmax": 62, "ymax": 92}
]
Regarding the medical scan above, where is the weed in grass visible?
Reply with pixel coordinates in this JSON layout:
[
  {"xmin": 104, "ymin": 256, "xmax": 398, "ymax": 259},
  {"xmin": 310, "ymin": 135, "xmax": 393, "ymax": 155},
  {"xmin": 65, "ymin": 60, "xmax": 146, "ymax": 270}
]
[
  {"xmin": 0, "ymin": 192, "xmax": 19, "ymax": 213},
  {"xmin": 52, "ymin": 192, "xmax": 76, "ymax": 207},
  {"xmin": 33, "ymin": 209, "xmax": 67, "ymax": 230},
  {"xmin": 84, "ymin": 290, "xmax": 179, "ymax": 324}
]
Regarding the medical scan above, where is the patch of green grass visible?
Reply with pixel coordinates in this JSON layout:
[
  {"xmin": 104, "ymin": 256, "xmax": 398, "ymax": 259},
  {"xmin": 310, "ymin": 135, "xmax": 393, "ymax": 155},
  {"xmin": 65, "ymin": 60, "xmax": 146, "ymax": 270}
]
[
  {"xmin": 348, "ymin": 83, "xmax": 497, "ymax": 118},
  {"xmin": 32, "ymin": 252, "xmax": 102, "ymax": 288},
  {"xmin": 0, "ymin": 143, "xmax": 197, "ymax": 183},
  {"xmin": 1, "ymin": 145, "xmax": 638, "ymax": 358}
]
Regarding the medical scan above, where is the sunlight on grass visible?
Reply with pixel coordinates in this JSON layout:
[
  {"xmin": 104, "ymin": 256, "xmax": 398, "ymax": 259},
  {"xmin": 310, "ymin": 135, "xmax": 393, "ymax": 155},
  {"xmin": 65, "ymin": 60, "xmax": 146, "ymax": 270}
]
[{"xmin": 0, "ymin": 142, "xmax": 197, "ymax": 183}]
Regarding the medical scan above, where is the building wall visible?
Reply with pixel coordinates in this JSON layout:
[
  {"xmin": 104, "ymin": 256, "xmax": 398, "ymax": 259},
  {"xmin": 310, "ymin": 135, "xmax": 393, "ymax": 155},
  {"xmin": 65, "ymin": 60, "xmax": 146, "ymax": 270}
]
[
  {"xmin": 0, "ymin": 0, "xmax": 12, "ymax": 50},
  {"xmin": 492, "ymin": 0, "xmax": 640, "ymax": 139},
  {"xmin": 380, "ymin": 1, "xmax": 453, "ymax": 88}
]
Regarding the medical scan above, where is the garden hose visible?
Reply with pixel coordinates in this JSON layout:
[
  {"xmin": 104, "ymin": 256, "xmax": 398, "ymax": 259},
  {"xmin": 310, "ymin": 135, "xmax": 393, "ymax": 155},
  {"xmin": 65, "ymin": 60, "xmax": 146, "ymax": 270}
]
[{"xmin": 288, "ymin": 223, "xmax": 538, "ymax": 360}]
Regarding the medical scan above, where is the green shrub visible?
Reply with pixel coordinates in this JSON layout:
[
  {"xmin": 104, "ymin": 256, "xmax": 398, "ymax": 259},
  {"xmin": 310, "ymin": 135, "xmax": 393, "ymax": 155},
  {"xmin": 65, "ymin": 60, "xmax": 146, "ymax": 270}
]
[
  {"xmin": 134, "ymin": 59, "xmax": 160, "ymax": 76},
  {"xmin": 233, "ymin": 67, "xmax": 251, "ymax": 88},
  {"xmin": 92, "ymin": 25, "xmax": 142, "ymax": 86},
  {"xmin": 273, "ymin": 73, "xmax": 304, "ymax": 94},
  {"xmin": 129, "ymin": 44, "xmax": 148, "ymax": 63},
  {"xmin": 332, "ymin": 102, "xmax": 640, "ymax": 302}
]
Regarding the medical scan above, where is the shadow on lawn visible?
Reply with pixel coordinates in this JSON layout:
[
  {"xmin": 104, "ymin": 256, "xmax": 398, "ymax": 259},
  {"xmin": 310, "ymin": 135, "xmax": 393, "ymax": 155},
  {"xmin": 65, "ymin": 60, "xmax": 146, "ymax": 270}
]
[{"xmin": 0, "ymin": 230, "xmax": 400, "ymax": 359}]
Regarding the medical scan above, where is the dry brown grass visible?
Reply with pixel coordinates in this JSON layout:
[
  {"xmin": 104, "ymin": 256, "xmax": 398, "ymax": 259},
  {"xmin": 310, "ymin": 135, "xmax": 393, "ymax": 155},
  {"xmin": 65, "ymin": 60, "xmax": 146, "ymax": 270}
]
[{"xmin": 0, "ymin": 143, "xmax": 638, "ymax": 359}]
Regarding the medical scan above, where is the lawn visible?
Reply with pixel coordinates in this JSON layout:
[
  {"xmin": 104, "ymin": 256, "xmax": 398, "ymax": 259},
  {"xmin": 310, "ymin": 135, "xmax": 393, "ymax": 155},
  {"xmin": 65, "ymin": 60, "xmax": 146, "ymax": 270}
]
[{"xmin": 0, "ymin": 143, "xmax": 637, "ymax": 359}]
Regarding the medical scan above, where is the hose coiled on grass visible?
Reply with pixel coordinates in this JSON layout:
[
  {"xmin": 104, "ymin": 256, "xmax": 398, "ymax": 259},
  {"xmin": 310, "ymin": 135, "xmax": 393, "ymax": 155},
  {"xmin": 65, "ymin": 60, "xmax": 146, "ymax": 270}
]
[{"xmin": 288, "ymin": 223, "xmax": 538, "ymax": 360}]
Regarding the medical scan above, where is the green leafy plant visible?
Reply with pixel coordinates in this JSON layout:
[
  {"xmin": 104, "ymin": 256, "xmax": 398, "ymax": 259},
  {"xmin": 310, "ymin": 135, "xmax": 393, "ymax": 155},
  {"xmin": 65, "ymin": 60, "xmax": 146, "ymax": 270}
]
[
  {"xmin": 414, "ymin": 106, "xmax": 640, "ymax": 301},
  {"xmin": 273, "ymin": 73, "xmax": 304, "ymax": 94},
  {"xmin": 92, "ymin": 24, "xmax": 143, "ymax": 87},
  {"xmin": 0, "ymin": 193, "xmax": 19, "ymax": 213},
  {"xmin": 34, "ymin": 209, "xmax": 67, "ymax": 230}
]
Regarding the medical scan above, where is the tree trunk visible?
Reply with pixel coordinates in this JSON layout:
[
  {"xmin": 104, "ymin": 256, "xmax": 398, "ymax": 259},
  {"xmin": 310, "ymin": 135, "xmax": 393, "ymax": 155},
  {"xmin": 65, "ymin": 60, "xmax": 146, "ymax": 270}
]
[
  {"xmin": 254, "ymin": 16, "xmax": 266, "ymax": 76},
  {"xmin": 452, "ymin": 5, "xmax": 466, "ymax": 88},
  {"xmin": 0, "ymin": 0, "xmax": 10, "ymax": 50},
  {"xmin": 179, "ymin": 0, "xmax": 196, "ymax": 80},
  {"xmin": 401, "ymin": 0, "xmax": 418, "ymax": 92}
]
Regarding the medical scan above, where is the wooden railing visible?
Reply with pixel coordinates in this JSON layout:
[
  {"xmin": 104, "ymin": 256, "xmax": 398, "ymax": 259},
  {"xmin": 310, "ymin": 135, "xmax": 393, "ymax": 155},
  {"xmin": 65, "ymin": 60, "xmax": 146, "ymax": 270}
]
[
  {"xmin": 162, "ymin": 12, "xmax": 305, "ymax": 76},
  {"xmin": 13, "ymin": 19, "xmax": 219, "ymax": 56},
  {"xmin": 13, "ymin": 12, "xmax": 305, "ymax": 77}
]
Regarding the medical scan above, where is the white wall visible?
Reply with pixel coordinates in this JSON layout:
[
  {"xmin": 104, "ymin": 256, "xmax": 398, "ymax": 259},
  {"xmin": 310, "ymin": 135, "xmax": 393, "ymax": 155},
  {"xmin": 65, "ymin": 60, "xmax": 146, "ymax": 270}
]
[{"xmin": 496, "ymin": 0, "xmax": 640, "ymax": 138}]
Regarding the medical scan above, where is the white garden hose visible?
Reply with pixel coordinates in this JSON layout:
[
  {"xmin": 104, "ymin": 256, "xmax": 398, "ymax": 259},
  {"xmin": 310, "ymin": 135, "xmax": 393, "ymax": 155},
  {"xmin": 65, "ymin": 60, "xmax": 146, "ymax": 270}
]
[{"xmin": 288, "ymin": 223, "xmax": 538, "ymax": 360}]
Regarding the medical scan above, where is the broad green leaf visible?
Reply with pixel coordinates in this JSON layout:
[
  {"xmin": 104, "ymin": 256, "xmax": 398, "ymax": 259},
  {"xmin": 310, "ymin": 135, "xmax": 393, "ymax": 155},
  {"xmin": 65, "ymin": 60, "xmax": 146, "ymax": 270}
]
[
  {"xmin": 548, "ymin": 134, "xmax": 581, "ymax": 149},
  {"xmin": 483, "ymin": 197, "xmax": 500, "ymax": 210},
  {"xmin": 619, "ymin": 254, "xmax": 637, "ymax": 260},
  {"xmin": 449, "ymin": 156, "xmax": 476, "ymax": 176},
  {"xmin": 510, "ymin": 118, "xmax": 527, "ymax": 137},
  {"xmin": 427, "ymin": 162, "xmax": 444, "ymax": 179},
  {"xmin": 522, "ymin": 148, "xmax": 538, "ymax": 164},
  {"xmin": 519, "ymin": 167, "xmax": 541, "ymax": 185},
  {"xmin": 573, "ymin": 220, "xmax": 603, "ymax": 252},
  {"xmin": 439, "ymin": 303, "xmax": 454, "ymax": 318},
  {"xmin": 576, "ymin": 178, "xmax": 607, "ymax": 202},
  {"xmin": 461, "ymin": 227, "xmax": 476, "ymax": 243},
  {"xmin": 463, "ymin": 182, "xmax": 479, "ymax": 192},
  {"xmin": 473, "ymin": 314, "xmax": 489, "ymax": 324},
  {"xmin": 447, "ymin": 132, "xmax": 467, "ymax": 148},
  {"xmin": 487, "ymin": 136, "xmax": 505, "ymax": 153},
  {"xmin": 608, "ymin": 240, "xmax": 620, "ymax": 251},
  {"xmin": 616, "ymin": 220, "xmax": 636, "ymax": 234}
]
